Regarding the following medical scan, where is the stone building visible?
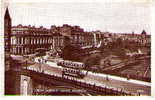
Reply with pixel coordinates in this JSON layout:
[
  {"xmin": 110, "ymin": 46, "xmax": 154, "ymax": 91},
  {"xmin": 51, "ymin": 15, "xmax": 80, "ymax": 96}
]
[
  {"xmin": 5, "ymin": 8, "xmax": 105, "ymax": 56},
  {"xmin": 115, "ymin": 30, "xmax": 151, "ymax": 47},
  {"xmin": 10, "ymin": 24, "xmax": 101, "ymax": 55},
  {"xmin": 11, "ymin": 25, "xmax": 55, "ymax": 55}
]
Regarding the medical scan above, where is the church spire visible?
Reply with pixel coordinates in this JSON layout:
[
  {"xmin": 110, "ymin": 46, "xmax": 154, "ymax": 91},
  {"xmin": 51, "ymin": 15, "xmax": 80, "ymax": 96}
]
[
  {"xmin": 4, "ymin": 7, "xmax": 12, "ymax": 53},
  {"xmin": 4, "ymin": 7, "xmax": 11, "ymax": 20}
]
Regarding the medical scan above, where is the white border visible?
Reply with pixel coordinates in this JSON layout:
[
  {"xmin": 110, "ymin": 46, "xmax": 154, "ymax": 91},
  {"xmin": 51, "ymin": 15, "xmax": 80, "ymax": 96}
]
[{"xmin": 0, "ymin": 0, "xmax": 154, "ymax": 100}]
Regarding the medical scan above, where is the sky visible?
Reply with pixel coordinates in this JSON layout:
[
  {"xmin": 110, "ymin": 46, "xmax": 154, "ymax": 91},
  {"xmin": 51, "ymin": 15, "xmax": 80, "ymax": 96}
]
[{"xmin": 6, "ymin": 2, "xmax": 151, "ymax": 34}]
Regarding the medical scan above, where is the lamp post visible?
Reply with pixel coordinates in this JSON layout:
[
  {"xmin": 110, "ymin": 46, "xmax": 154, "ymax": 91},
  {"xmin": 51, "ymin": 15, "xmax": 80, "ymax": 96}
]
[
  {"xmin": 39, "ymin": 57, "xmax": 44, "ymax": 73},
  {"xmin": 25, "ymin": 60, "xmax": 28, "ymax": 70},
  {"xmin": 38, "ymin": 58, "xmax": 42, "ymax": 72}
]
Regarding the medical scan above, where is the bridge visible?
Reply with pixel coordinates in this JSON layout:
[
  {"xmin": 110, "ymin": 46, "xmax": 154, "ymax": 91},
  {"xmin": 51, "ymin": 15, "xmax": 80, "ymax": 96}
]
[{"xmin": 6, "ymin": 55, "xmax": 151, "ymax": 96}]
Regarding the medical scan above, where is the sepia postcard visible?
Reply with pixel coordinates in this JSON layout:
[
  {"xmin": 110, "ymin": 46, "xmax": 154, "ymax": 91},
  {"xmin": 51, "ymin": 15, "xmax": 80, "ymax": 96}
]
[{"xmin": 0, "ymin": 0, "xmax": 154, "ymax": 97}]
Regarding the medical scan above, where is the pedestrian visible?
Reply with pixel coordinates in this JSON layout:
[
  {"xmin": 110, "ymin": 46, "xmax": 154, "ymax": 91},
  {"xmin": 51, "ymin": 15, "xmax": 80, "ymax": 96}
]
[
  {"xmin": 38, "ymin": 59, "xmax": 41, "ymax": 63},
  {"xmin": 127, "ymin": 74, "xmax": 130, "ymax": 80},
  {"xmin": 45, "ymin": 59, "xmax": 47, "ymax": 63},
  {"xmin": 106, "ymin": 75, "xmax": 109, "ymax": 81}
]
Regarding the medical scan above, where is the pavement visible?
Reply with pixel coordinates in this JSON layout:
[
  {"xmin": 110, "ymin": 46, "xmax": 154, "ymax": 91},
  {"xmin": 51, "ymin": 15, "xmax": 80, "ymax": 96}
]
[{"xmin": 84, "ymin": 71, "xmax": 150, "ymax": 95}]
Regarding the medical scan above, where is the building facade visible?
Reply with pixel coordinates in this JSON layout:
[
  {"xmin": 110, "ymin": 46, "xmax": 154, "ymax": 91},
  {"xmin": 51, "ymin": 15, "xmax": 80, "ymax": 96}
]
[
  {"xmin": 10, "ymin": 23, "xmax": 104, "ymax": 55},
  {"xmin": 11, "ymin": 25, "xmax": 64, "ymax": 55},
  {"xmin": 117, "ymin": 30, "xmax": 151, "ymax": 47}
]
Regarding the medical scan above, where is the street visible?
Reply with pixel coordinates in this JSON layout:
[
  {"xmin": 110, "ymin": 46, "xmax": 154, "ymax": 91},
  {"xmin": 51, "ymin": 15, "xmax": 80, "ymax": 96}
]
[{"xmin": 28, "ymin": 59, "xmax": 151, "ymax": 95}]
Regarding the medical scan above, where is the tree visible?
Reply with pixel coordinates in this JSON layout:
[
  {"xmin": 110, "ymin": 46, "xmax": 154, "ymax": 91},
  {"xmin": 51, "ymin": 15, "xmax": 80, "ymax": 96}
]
[
  {"xmin": 115, "ymin": 38, "xmax": 123, "ymax": 48},
  {"xmin": 82, "ymin": 53, "xmax": 102, "ymax": 70}
]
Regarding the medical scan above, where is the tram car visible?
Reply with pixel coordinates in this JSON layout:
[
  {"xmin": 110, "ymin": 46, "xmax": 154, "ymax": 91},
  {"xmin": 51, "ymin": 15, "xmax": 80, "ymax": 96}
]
[
  {"xmin": 58, "ymin": 36, "xmax": 102, "ymax": 78},
  {"xmin": 62, "ymin": 68, "xmax": 85, "ymax": 78},
  {"xmin": 57, "ymin": 60, "xmax": 85, "ymax": 69},
  {"xmin": 57, "ymin": 60, "xmax": 86, "ymax": 78}
]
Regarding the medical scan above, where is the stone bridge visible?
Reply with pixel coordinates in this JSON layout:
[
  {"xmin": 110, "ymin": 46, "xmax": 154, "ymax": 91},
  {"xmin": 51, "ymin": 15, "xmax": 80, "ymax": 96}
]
[
  {"xmin": 5, "ymin": 56, "xmax": 150, "ymax": 96},
  {"xmin": 19, "ymin": 68, "xmax": 131, "ymax": 96}
]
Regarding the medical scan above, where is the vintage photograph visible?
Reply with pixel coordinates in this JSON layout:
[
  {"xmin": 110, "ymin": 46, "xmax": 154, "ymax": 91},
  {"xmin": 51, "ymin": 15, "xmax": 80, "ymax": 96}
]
[{"xmin": 3, "ymin": 0, "xmax": 151, "ymax": 96}]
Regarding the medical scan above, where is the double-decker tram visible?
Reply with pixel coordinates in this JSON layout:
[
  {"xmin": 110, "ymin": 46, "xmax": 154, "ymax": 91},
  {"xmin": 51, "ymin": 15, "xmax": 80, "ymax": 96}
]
[
  {"xmin": 57, "ymin": 60, "xmax": 86, "ymax": 78},
  {"xmin": 58, "ymin": 37, "xmax": 102, "ymax": 79}
]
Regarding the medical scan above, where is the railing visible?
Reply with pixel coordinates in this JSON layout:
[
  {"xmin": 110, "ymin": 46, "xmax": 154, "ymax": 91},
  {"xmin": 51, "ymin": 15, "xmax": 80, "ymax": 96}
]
[
  {"xmin": 89, "ymin": 59, "xmax": 151, "ymax": 82},
  {"xmin": 21, "ymin": 68, "xmax": 136, "ymax": 96}
]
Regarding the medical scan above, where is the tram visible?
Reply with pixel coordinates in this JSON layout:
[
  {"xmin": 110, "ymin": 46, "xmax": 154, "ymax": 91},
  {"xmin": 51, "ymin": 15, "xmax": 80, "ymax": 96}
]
[
  {"xmin": 62, "ymin": 68, "xmax": 85, "ymax": 78},
  {"xmin": 57, "ymin": 60, "xmax": 86, "ymax": 78},
  {"xmin": 58, "ymin": 36, "xmax": 102, "ymax": 78}
]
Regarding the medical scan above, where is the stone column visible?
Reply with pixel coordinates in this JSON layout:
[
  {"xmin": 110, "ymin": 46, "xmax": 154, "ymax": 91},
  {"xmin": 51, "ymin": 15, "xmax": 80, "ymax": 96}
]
[
  {"xmin": 94, "ymin": 33, "xmax": 97, "ymax": 46},
  {"xmin": 20, "ymin": 75, "xmax": 33, "ymax": 95},
  {"xmin": 21, "ymin": 37, "xmax": 23, "ymax": 45}
]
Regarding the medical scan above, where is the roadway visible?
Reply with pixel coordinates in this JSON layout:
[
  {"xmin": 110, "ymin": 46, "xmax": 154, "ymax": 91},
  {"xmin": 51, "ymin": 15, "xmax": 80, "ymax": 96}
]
[
  {"xmin": 11, "ymin": 55, "xmax": 151, "ymax": 96},
  {"xmin": 30, "ymin": 60, "xmax": 151, "ymax": 95}
]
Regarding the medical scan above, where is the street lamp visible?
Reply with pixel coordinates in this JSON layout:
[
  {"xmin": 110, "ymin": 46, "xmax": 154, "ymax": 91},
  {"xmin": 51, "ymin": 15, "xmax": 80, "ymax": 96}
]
[
  {"xmin": 38, "ymin": 58, "xmax": 42, "ymax": 72},
  {"xmin": 38, "ymin": 57, "xmax": 44, "ymax": 73}
]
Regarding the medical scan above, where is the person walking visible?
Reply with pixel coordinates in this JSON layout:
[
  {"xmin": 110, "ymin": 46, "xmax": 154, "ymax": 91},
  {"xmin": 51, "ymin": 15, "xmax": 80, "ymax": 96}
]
[{"xmin": 106, "ymin": 75, "xmax": 109, "ymax": 81}]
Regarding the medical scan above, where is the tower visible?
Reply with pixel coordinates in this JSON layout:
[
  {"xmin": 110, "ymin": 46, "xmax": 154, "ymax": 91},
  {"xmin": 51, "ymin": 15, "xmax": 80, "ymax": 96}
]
[
  {"xmin": 4, "ymin": 7, "xmax": 12, "ymax": 53},
  {"xmin": 141, "ymin": 29, "xmax": 147, "ymax": 35},
  {"xmin": 4, "ymin": 7, "xmax": 13, "ymax": 94}
]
